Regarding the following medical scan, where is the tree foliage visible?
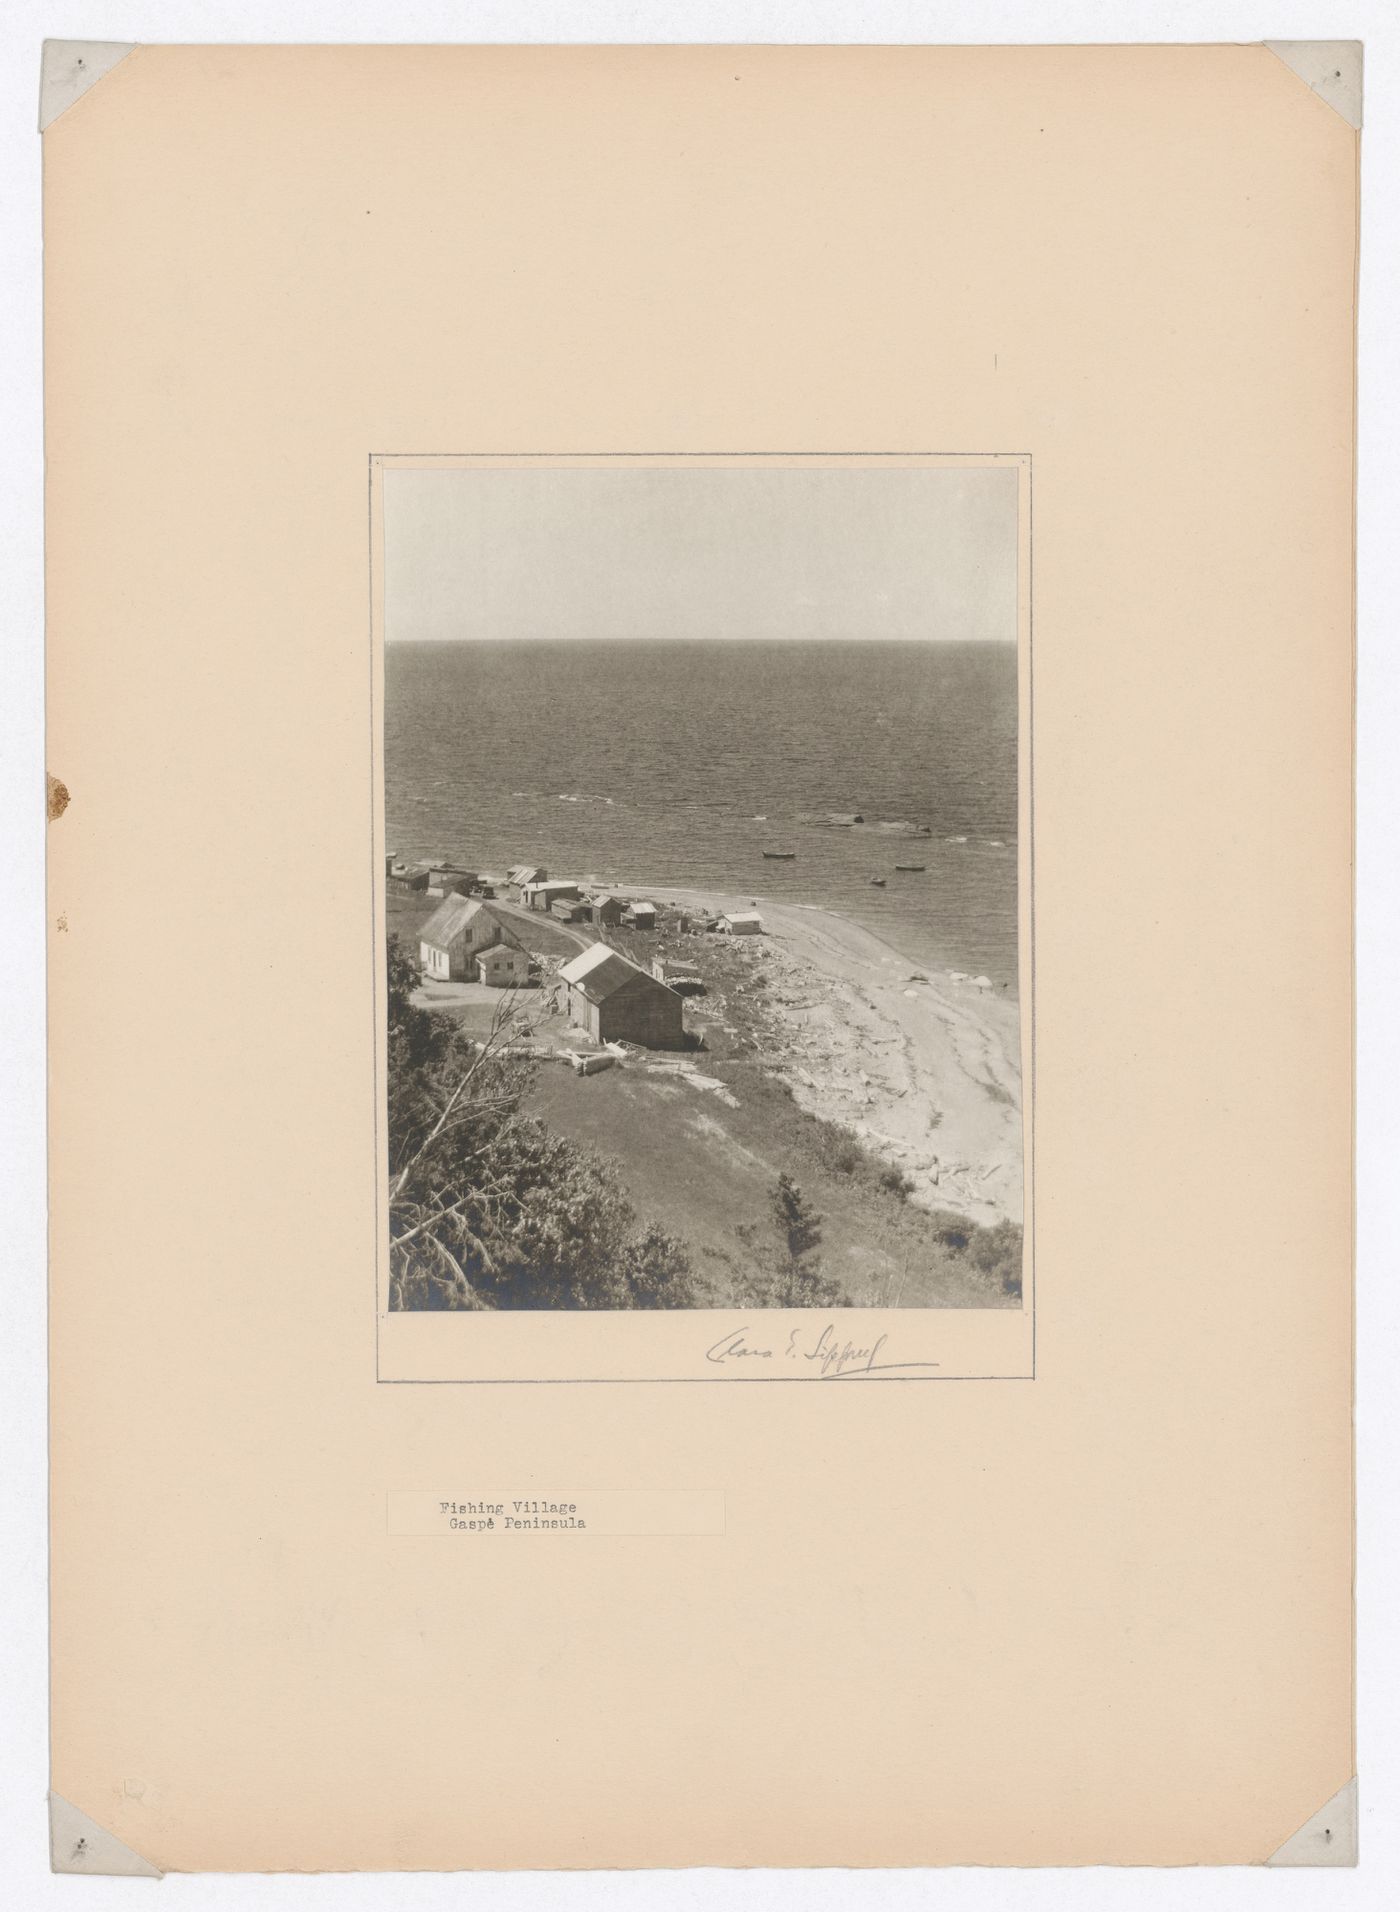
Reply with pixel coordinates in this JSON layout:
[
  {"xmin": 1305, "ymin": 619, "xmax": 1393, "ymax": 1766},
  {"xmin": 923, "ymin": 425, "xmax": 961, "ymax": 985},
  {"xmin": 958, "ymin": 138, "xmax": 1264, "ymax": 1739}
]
[
  {"xmin": 930, "ymin": 1208, "xmax": 1023, "ymax": 1297},
  {"xmin": 759, "ymin": 1173, "xmax": 846, "ymax": 1308},
  {"xmin": 965, "ymin": 1217, "xmax": 1023, "ymax": 1297},
  {"xmin": 773, "ymin": 1172, "xmax": 822, "ymax": 1268}
]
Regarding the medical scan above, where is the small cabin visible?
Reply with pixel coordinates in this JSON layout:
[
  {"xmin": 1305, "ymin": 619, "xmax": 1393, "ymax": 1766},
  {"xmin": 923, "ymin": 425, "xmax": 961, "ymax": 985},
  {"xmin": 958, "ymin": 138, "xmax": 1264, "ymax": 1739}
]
[
  {"xmin": 588, "ymin": 893, "xmax": 627, "ymax": 927},
  {"xmin": 719, "ymin": 912, "xmax": 763, "ymax": 935},
  {"xmin": 623, "ymin": 901, "xmax": 657, "ymax": 930},
  {"xmin": 522, "ymin": 880, "xmax": 581, "ymax": 913},
  {"xmin": 476, "ymin": 944, "xmax": 531, "ymax": 989},
  {"xmin": 551, "ymin": 897, "xmax": 591, "ymax": 922},
  {"xmin": 425, "ymin": 865, "xmax": 478, "ymax": 898}
]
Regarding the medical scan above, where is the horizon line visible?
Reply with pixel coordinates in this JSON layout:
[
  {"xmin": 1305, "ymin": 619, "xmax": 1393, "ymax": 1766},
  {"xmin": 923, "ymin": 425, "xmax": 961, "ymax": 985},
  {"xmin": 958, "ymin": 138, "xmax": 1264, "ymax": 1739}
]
[{"xmin": 384, "ymin": 633, "xmax": 1018, "ymax": 645}]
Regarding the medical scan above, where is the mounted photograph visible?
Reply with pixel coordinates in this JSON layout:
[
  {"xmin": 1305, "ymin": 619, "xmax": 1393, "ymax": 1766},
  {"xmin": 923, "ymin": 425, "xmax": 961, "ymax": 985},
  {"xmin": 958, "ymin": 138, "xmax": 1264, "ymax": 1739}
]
[{"xmin": 373, "ymin": 453, "xmax": 1031, "ymax": 1380}]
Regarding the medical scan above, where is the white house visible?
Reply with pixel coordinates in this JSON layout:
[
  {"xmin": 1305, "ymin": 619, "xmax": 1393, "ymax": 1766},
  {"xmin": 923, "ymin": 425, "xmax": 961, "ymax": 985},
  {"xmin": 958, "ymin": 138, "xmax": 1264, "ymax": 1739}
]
[{"xmin": 419, "ymin": 897, "xmax": 524, "ymax": 982}]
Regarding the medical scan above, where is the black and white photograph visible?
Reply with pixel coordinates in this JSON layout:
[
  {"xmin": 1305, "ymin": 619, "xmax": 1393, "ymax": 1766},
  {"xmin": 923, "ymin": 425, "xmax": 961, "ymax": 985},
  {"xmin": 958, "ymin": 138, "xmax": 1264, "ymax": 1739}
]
[
  {"xmin": 381, "ymin": 457, "xmax": 1026, "ymax": 1317},
  {"xmin": 21, "ymin": 16, "xmax": 1379, "ymax": 1887}
]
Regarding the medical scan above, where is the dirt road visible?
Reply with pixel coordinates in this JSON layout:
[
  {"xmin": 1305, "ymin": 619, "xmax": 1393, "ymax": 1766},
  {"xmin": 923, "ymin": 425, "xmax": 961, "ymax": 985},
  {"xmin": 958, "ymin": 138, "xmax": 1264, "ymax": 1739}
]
[{"xmin": 488, "ymin": 896, "xmax": 598, "ymax": 955}]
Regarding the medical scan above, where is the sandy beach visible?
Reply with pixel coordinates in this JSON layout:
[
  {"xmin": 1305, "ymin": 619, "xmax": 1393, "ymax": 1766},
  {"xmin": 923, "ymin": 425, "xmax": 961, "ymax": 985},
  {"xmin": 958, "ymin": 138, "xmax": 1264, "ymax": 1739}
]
[{"xmin": 636, "ymin": 886, "xmax": 1024, "ymax": 1226}]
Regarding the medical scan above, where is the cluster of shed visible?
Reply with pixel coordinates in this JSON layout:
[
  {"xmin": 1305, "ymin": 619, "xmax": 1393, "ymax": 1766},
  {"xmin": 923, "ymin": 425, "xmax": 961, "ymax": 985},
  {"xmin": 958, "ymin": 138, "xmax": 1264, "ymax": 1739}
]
[
  {"xmin": 386, "ymin": 854, "xmax": 497, "ymax": 899},
  {"xmin": 514, "ymin": 876, "xmax": 658, "ymax": 930},
  {"xmin": 394, "ymin": 844, "xmax": 775, "ymax": 1053}
]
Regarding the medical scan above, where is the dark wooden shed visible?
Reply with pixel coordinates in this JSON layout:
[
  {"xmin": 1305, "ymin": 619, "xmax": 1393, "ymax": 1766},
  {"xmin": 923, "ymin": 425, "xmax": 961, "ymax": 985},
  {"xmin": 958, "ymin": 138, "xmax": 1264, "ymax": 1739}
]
[{"xmin": 558, "ymin": 944, "xmax": 684, "ymax": 1049}]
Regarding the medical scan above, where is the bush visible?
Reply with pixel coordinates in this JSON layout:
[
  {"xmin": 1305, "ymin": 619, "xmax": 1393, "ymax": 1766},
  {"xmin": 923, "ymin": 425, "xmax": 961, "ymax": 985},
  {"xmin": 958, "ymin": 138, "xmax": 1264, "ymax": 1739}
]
[
  {"xmin": 932, "ymin": 1215, "xmax": 971, "ymax": 1254},
  {"xmin": 967, "ymin": 1218, "xmax": 1024, "ymax": 1297},
  {"xmin": 924, "ymin": 1210, "xmax": 1023, "ymax": 1296}
]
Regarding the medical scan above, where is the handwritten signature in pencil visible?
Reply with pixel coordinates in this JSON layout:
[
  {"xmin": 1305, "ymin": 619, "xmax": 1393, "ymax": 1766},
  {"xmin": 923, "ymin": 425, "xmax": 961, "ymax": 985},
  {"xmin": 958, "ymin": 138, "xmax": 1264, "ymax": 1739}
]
[{"xmin": 703, "ymin": 1322, "xmax": 940, "ymax": 1378}]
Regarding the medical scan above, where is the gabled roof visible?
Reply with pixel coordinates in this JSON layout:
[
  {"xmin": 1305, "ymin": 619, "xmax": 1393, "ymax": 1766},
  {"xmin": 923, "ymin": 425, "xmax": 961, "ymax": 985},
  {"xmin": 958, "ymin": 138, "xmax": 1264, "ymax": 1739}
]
[
  {"xmin": 559, "ymin": 942, "xmax": 670, "ymax": 1004},
  {"xmin": 419, "ymin": 896, "xmax": 483, "ymax": 948},
  {"xmin": 420, "ymin": 896, "xmax": 520, "ymax": 951},
  {"xmin": 558, "ymin": 942, "xmax": 615, "ymax": 985}
]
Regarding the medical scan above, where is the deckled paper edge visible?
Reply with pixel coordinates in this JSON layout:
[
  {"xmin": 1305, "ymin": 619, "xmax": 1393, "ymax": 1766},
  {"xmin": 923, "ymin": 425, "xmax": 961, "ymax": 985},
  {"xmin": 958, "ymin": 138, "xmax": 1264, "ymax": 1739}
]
[
  {"xmin": 1264, "ymin": 41, "xmax": 1363, "ymax": 130},
  {"xmin": 49, "ymin": 1793, "xmax": 163, "ymax": 1877},
  {"xmin": 38, "ymin": 40, "xmax": 137, "ymax": 133},
  {"xmin": 1265, "ymin": 1777, "xmax": 1358, "ymax": 1867}
]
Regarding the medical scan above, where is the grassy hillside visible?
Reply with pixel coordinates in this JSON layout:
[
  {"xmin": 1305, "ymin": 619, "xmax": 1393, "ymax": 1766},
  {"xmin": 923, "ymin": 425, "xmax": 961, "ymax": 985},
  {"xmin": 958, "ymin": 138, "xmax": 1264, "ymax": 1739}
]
[{"xmin": 528, "ymin": 1054, "xmax": 1019, "ymax": 1309}]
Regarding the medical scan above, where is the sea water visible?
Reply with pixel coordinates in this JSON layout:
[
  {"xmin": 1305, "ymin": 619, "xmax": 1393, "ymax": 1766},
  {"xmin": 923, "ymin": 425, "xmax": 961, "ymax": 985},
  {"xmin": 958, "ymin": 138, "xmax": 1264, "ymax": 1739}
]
[{"xmin": 385, "ymin": 638, "xmax": 1019, "ymax": 986}]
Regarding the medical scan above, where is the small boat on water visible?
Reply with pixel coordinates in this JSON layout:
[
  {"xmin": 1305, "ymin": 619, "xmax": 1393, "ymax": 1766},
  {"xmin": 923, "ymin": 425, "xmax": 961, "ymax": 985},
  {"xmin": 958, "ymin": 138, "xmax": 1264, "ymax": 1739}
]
[
  {"xmin": 762, "ymin": 849, "xmax": 797, "ymax": 860},
  {"xmin": 869, "ymin": 876, "xmax": 886, "ymax": 887},
  {"xmin": 894, "ymin": 863, "xmax": 926, "ymax": 872}
]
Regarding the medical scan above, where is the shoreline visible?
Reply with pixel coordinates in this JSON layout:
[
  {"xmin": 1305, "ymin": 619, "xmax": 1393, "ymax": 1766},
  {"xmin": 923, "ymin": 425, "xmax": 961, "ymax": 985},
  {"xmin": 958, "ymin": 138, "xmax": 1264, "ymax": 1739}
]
[
  {"xmin": 625, "ymin": 884, "xmax": 1024, "ymax": 1226},
  {"xmin": 399, "ymin": 870, "xmax": 1025, "ymax": 1229}
]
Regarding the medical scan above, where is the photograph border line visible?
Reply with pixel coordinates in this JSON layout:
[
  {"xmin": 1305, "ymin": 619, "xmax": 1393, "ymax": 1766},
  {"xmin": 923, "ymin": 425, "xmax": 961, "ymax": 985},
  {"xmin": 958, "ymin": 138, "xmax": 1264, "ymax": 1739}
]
[{"xmin": 369, "ymin": 450, "xmax": 1035, "ymax": 1385}]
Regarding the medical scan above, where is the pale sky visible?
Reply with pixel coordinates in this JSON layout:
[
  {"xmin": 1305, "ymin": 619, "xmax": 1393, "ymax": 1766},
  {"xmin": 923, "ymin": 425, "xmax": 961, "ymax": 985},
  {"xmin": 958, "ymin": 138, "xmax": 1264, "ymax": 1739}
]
[{"xmin": 383, "ymin": 464, "xmax": 1017, "ymax": 643}]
